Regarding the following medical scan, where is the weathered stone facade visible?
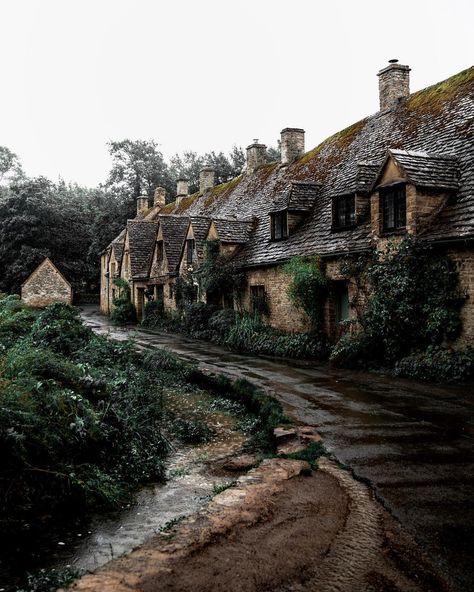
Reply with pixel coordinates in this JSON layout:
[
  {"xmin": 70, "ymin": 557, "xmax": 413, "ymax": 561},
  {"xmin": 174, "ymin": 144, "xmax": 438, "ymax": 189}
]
[
  {"xmin": 100, "ymin": 62, "xmax": 474, "ymax": 347},
  {"xmin": 22, "ymin": 258, "xmax": 72, "ymax": 307}
]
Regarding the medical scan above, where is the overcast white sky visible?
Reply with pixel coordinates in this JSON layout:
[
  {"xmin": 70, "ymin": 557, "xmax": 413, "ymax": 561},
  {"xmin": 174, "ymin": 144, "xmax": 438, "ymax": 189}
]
[{"xmin": 1, "ymin": 0, "xmax": 473, "ymax": 187}]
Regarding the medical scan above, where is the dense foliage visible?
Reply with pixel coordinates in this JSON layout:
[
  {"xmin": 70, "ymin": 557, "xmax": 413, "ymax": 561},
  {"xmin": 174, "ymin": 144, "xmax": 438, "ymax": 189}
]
[
  {"xmin": 283, "ymin": 256, "xmax": 329, "ymax": 331},
  {"xmin": 0, "ymin": 297, "xmax": 169, "ymax": 536},
  {"xmin": 330, "ymin": 237, "xmax": 469, "ymax": 380},
  {"xmin": 110, "ymin": 278, "xmax": 137, "ymax": 324},
  {"xmin": 142, "ymin": 301, "xmax": 328, "ymax": 360},
  {"xmin": 196, "ymin": 240, "xmax": 246, "ymax": 304}
]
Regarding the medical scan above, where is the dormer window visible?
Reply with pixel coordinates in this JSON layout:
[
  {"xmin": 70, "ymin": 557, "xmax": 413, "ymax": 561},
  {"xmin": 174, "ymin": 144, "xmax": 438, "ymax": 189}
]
[
  {"xmin": 380, "ymin": 183, "xmax": 406, "ymax": 232},
  {"xmin": 332, "ymin": 195, "xmax": 356, "ymax": 230},
  {"xmin": 271, "ymin": 211, "xmax": 288, "ymax": 240},
  {"xmin": 186, "ymin": 239, "xmax": 195, "ymax": 264}
]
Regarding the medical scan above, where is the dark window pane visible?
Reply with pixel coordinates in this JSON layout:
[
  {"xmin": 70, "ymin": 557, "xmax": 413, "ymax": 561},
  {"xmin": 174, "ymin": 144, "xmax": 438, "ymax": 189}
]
[
  {"xmin": 271, "ymin": 212, "xmax": 288, "ymax": 239},
  {"xmin": 381, "ymin": 185, "xmax": 406, "ymax": 231},
  {"xmin": 333, "ymin": 195, "xmax": 355, "ymax": 228},
  {"xmin": 186, "ymin": 239, "xmax": 195, "ymax": 264}
]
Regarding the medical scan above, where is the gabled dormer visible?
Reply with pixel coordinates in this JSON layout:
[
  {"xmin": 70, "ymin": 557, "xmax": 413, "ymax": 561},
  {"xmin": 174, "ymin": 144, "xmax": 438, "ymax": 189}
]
[
  {"xmin": 150, "ymin": 215, "xmax": 189, "ymax": 280},
  {"xmin": 370, "ymin": 149, "xmax": 459, "ymax": 237},
  {"xmin": 122, "ymin": 220, "xmax": 158, "ymax": 281},
  {"xmin": 178, "ymin": 216, "xmax": 212, "ymax": 275},
  {"xmin": 269, "ymin": 181, "xmax": 320, "ymax": 239}
]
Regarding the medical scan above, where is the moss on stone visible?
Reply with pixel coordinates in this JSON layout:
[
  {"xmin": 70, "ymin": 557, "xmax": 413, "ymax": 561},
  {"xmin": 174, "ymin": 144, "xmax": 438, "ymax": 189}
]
[
  {"xmin": 407, "ymin": 67, "xmax": 474, "ymax": 115},
  {"xmin": 204, "ymin": 175, "xmax": 243, "ymax": 207}
]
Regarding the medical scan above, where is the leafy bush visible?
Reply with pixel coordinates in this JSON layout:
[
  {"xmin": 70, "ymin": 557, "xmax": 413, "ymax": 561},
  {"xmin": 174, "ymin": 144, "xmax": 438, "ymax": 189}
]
[
  {"xmin": 30, "ymin": 303, "xmax": 92, "ymax": 355},
  {"xmin": 332, "ymin": 237, "xmax": 464, "ymax": 372},
  {"xmin": 111, "ymin": 278, "xmax": 136, "ymax": 324},
  {"xmin": 16, "ymin": 567, "xmax": 80, "ymax": 592},
  {"xmin": 283, "ymin": 256, "xmax": 329, "ymax": 331},
  {"xmin": 395, "ymin": 346, "xmax": 474, "ymax": 382},
  {"xmin": 208, "ymin": 308, "xmax": 237, "ymax": 337},
  {"xmin": 141, "ymin": 298, "xmax": 164, "ymax": 327},
  {"xmin": 183, "ymin": 302, "xmax": 218, "ymax": 338}
]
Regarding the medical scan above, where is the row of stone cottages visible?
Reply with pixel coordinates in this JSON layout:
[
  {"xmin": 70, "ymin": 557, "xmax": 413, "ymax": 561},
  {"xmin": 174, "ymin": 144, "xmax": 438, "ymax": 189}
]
[{"xmin": 100, "ymin": 61, "xmax": 474, "ymax": 346}]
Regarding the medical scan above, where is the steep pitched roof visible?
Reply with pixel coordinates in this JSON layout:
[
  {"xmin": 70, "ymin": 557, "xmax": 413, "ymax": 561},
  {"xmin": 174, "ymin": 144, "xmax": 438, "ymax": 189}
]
[
  {"xmin": 166, "ymin": 66, "xmax": 474, "ymax": 264},
  {"xmin": 190, "ymin": 216, "xmax": 212, "ymax": 258},
  {"xmin": 127, "ymin": 220, "xmax": 157, "ymax": 279},
  {"xmin": 356, "ymin": 162, "xmax": 380, "ymax": 193},
  {"xmin": 212, "ymin": 219, "xmax": 254, "ymax": 243},
  {"xmin": 22, "ymin": 257, "xmax": 71, "ymax": 289},
  {"xmin": 159, "ymin": 215, "xmax": 189, "ymax": 272},
  {"xmin": 375, "ymin": 149, "xmax": 460, "ymax": 191}
]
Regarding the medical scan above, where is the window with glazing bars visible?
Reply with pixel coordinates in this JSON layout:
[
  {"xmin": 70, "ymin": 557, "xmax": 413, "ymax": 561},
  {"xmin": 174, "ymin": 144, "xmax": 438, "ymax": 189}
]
[
  {"xmin": 271, "ymin": 211, "xmax": 288, "ymax": 240},
  {"xmin": 333, "ymin": 195, "xmax": 355, "ymax": 228},
  {"xmin": 380, "ymin": 184, "xmax": 406, "ymax": 231}
]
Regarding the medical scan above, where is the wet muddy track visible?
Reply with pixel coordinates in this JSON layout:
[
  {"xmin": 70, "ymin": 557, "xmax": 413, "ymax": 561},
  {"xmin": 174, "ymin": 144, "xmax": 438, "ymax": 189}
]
[{"xmin": 82, "ymin": 308, "xmax": 474, "ymax": 591}]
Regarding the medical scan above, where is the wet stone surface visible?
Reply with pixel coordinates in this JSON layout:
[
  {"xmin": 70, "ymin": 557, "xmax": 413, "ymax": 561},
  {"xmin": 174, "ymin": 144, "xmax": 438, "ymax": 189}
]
[{"xmin": 81, "ymin": 306, "xmax": 474, "ymax": 592}]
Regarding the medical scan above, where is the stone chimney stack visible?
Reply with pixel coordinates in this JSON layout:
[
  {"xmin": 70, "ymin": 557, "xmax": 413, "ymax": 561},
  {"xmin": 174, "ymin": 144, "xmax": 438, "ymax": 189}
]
[
  {"xmin": 176, "ymin": 179, "xmax": 189, "ymax": 205},
  {"xmin": 199, "ymin": 166, "xmax": 216, "ymax": 193},
  {"xmin": 137, "ymin": 194, "xmax": 148, "ymax": 216},
  {"xmin": 176, "ymin": 179, "xmax": 189, "ymax": 197},
  {"xmin": 246, "ymin": 141, "xmax": 267, "ymax": 174},
  {"xmin": 153, "ymin": 186, "xmax": 166, "ymax": 209},
  {"xmin": 281, "ymin": 128, "xmax": 305, "ymax": 165},
  {"xmin": 377, "ymin": 59, "xmax": 411, "ymax": 111}
]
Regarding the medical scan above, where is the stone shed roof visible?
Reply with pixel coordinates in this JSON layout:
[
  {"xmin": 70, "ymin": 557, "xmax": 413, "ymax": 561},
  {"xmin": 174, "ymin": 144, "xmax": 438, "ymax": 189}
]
[
  {"xmin": 159, "ymin": 215, "xmax": 190, "ymax": 272},
  {"xmin": 127, "ymin": 220, "xmax": 157, "ymax": 279},
  {"xmin": 212, "ymin": 219, "xmax": 254, "ymax": 243},
  {"xmin": 376, "ymin": 149, "xmax": 460, "ymax": 191},
  {"xmin": 270, "ymin": 181, "xmax": 320, "ymax": 213}
]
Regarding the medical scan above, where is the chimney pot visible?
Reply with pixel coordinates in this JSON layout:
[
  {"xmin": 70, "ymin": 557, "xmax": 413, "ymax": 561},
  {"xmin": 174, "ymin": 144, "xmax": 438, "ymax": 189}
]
[
  {"xmin": 153, "ymin": 187, "xmax": 166, "ymax": 209},
  {"xmin": 377, "ymin": 60, "xmax": 411, "ymax": 111},
  {"xmin": 199, "ymin": 166, "xmax": 216, "ymax": 193},
  {"xmin": 246, "ymin": 142, "xmax": 267, "ymax": 174},
  {"xmin": 280, "ymin": 128, "xmax": 305, "ymax": 165},
  {"xmin": 136, "ymin": 194, "xmax": 148, "ymax": 216}
]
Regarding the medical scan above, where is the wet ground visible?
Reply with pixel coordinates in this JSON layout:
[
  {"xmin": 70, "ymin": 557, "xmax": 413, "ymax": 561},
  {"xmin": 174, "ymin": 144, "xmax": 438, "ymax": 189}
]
[{"xmin": 82, "ymin": 307, "xmax": 474, "ymax": 592}]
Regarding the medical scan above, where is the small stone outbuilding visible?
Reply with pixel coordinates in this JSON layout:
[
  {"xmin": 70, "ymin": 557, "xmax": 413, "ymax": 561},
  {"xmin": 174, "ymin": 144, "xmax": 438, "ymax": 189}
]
[{"xmin": 21, "ymin": 258, "xmax": 73, "ymax": 307}]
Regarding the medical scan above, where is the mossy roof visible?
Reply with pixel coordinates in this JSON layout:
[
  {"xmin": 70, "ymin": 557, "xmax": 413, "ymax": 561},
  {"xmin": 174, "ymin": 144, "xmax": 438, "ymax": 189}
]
[{"xmin": 118, "ymin": 66, "xmax": 474, "ymax": 271}]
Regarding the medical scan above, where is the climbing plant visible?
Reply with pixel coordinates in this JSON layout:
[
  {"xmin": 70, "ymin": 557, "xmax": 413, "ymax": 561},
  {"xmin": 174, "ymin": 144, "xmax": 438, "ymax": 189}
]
[
  {"xmin": 282, "ymin": 256, "xmax": 329, "ymax": 332},
  {"xmin": 196, "ymin": 240, "xmax": 246, "ymax": 303},
  {"xmin": 331, "ymin": 236, "xmax": 464, "ymax": 369}
]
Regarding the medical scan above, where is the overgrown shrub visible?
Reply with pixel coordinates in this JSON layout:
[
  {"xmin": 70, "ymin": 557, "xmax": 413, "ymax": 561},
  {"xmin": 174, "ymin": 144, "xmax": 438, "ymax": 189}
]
[
  {"xmin": 183, "ymin": 302, "xmax": 219, "ymax": 338},
  {"xmin": 225, "ymin": 313, "xmax": 328, "ymax": 359},
  {"xmin": 331, "ymin": 237, "xmax": 465, "ymax": 372},
  {"xmin": 111, "ymin": 278, "xmax": 136, "ymax": 324},
  {"xmin": 208, "ymin": 308, "xmax": 237, "ymax": 338},
  {"xmin": 142, "ymin": 298, "xmax": 164, "ymax": 326},
  {"xmin": 395, "ymin": 346, "xmax": 474, "ymax": 382},
  {"xmin": 30, "ymin": 303, "xmax": 92, "ymax": 355}
]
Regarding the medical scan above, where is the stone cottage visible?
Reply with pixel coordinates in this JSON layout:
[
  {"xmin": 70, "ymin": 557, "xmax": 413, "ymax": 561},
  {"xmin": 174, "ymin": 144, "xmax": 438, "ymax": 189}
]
[
  {"xmin": 100, "ymin": 61, "xmax": 474, "ymax": 346},
  {"xmin": 22, "ymin": 258, "xmax": 73, "ymax": 307}
]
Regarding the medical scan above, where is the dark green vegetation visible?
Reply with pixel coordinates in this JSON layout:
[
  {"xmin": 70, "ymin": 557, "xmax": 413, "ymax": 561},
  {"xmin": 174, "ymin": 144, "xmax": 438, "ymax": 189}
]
[
  {"xmin": 278, "ymin": 441, "xmax": 327, "ymax": 471},
  {"xmin": 110, "ymin": 278, "xmax": 137, "ymax": 324},
  {"xmin": 331, "ymin": 236, "xmax": 474, "ymax": 382},
  {"xmin": 0, "ymin": 295, "xmax": 289, "ymax": 590},
  {"xmin": 142, "ymin": 303, "xmax": 328, "ymax": 360},
  {"xmin": 0, "ymin": 296, "xmax": 170, "ymax": 534}
]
